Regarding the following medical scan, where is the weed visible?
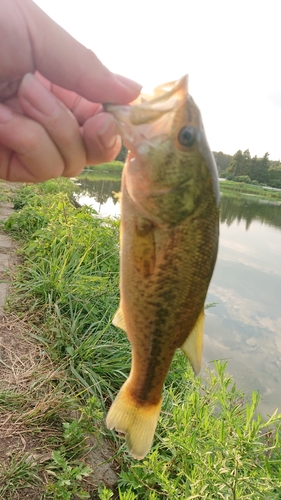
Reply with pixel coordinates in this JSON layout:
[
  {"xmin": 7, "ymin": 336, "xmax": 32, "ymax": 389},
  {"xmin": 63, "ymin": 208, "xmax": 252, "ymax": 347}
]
[{"xmin": 45, "ymin": 451, "xmax": 91, "ymax": 499}]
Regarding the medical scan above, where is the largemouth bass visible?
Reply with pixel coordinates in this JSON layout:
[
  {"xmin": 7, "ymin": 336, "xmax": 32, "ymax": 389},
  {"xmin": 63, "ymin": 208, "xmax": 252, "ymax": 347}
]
[{"xmin": 105, "ymin": 75, "xmax": 219, "ymax": 460}]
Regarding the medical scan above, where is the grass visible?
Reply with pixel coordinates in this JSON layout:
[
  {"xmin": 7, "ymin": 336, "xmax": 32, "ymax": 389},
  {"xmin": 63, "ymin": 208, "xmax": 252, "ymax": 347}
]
[
  {"xmin": 0, "ymin": 179, "xmax": 14, "ymax": 204},
  {"xmin": 84, "ymin": 161, "xmax": 124, "ymax": 172},
  {"xmin": 79, "ymin": 161, "xmax": 124, "ymax": 181},
  {"xmin": 220, "ymin": 180, "xmax": 281, "ymax": 201},
  {"xmin": 0, "ymin": 313, "xmax": 95, "ymax": 500},
  {"xmin": 79, "ymin": 169, "xmax": 122, "ymax": 182},
  {"xmin": 0, "ymin": 178, "xmax": 281, "ymax": 498}
]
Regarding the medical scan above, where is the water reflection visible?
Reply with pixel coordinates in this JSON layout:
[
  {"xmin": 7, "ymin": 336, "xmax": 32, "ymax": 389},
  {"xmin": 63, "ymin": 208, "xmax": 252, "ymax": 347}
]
[
  {"xmin": 76, "ymin": 173, "xmax": 281, "ymax": 415},
  {"xmin": 220, "ymin": 194, "xmax": 281, "ymax": 230},
  {"xmin": 77, "ymin": 176, "xmax": 121, "ymax": 216},
  {"xmin": 205, "ymin": 219, "xmax": 281, "ymax": 416}
]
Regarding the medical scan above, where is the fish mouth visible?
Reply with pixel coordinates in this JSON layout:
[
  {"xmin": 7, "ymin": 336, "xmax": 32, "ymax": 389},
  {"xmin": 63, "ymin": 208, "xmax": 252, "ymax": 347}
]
[{"xmin": 103, "ymin": 75, "xmax": 188, "ymax": 151}]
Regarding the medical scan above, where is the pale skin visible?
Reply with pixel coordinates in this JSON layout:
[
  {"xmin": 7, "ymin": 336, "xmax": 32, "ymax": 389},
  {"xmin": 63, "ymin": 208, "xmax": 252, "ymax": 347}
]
[{"xmin": 0, "ymin": 0, "xmax": 142, "ymax": 183}]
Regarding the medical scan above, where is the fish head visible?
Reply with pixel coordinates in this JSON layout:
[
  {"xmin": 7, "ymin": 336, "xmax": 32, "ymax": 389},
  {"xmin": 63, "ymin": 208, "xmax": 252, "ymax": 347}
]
[{"xmin": 104, "ymin": 76, "xmax": 219, "ymax": 224}]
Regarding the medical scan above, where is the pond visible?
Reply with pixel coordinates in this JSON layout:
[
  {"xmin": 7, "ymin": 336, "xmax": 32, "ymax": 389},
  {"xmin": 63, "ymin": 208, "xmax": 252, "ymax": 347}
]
[{"xmin": 77, "ymin": 173, "xmax": 281, "ymax": 417}]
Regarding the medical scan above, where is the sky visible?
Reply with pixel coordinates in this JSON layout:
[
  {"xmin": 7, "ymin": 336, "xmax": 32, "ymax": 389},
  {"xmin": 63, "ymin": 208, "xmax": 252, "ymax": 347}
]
[{"xmin": 34, "ymin": 0, "xmax": 281, "ymax": 160}]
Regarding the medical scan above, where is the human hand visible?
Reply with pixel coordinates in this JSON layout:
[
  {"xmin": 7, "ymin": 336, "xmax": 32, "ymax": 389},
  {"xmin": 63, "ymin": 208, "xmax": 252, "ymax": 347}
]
[{"xmin": 0, "ymin": 0, "xmax": 141, "ymax": 182}]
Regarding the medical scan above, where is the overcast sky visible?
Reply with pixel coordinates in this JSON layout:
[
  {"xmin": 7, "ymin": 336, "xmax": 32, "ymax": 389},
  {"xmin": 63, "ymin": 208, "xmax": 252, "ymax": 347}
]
[{"xmin": 34, "ymin": 0, "xmax": 281, "ymax": 160}]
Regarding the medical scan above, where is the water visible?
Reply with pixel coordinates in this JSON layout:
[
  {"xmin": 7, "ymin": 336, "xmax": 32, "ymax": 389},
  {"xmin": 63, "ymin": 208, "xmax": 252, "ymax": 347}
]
[
  {"xmin": 77, "ymin": 174, "xmax": 281, "ymax": 416},
  {"xmin": 205, "ymin": 196, "xmax": 281, "ymax": 416},
  {"xmin": 77, "ymin": 176, "xmax": 121, "ymax": 217}
]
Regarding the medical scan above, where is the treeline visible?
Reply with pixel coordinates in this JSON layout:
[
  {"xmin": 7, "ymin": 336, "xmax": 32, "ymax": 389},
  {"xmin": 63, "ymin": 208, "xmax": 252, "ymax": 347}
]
[
  {"xmin": 214, "ymin": 150, "xmax": 281, "ymax": 188},
  {"xmin": 116, "ymin": 145, "xmax": 281, "ymax": 189}
]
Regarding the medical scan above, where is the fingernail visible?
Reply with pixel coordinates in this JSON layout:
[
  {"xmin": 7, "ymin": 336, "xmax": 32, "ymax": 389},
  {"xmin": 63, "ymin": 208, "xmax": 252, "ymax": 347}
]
[
  {"xmin": 0, "ymin": 104, "xmax": 13, "ymax": 123},
  {"xmin": 99, "ymin": 116, "xmax": 119, "ymax": 149},
  {"xmin": 21, "ymin": 73, "xmax": 58, "ymax": 115},
  {"xmin": 115, "ymin": 74, "xmax": 142, "ymax": 93}
]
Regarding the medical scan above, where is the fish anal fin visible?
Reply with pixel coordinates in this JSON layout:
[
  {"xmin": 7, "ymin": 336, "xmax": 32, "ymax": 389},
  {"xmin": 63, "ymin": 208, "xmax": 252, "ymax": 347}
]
[
  {"xmin": 133, "ymin": 219, "xmax": 155, "ymax": 278},
  {"xmin": 112, "ymin": 305, "xmax": 126, "ymax": 332},
  {"xmin": 180, "ymin": 309, "xmax": 204, "ymax": 375},
  {"xmin": 106, "ymin": 379, "xmax": 162, "ymax": 460}
]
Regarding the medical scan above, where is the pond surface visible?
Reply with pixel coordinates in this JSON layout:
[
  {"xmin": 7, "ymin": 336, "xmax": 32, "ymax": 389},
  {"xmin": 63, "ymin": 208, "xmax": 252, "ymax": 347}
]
[{"xmin": 77, "ymin": 174, "xmax": 281, "ymax": 416}]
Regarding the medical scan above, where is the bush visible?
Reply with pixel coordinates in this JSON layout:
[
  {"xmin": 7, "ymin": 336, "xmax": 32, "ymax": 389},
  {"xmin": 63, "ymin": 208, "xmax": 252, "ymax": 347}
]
[
  {"xmin": 269, "ymin": 179, "xmax": 281, "ymax": 189},
  {"xmin": 234, "ymin": 175, "xmax": 251, "ymax": 183}
]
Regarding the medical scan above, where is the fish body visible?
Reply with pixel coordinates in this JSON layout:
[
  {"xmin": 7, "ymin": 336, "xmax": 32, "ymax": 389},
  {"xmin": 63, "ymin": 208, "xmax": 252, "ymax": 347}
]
[{"xmin": 105, "ymin": 76, "xmax": 219, "ymax": 459}]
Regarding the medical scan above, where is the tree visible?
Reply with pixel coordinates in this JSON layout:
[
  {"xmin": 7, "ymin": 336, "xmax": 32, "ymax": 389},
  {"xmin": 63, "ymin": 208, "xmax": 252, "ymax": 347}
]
[
  {"xmin": 213, "ymin": 151, "xmax": 233, "ymax": 173},
  {"xmin": 226, "ymin": 150, "xmax": 249, "ymax": 178},
  {"xmin": 251, "ymin": 152, "xmax": 270, "ymax": 184}
]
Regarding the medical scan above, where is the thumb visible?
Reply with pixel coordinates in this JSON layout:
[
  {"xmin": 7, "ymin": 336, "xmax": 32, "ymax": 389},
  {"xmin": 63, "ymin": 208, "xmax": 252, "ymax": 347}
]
[{"xmin": 17, "ymin": 0, "xmax": 142, "ymax": 104}]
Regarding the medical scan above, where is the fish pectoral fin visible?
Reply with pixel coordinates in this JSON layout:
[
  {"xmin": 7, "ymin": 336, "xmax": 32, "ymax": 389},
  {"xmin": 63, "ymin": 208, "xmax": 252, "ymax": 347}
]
[
  {"xmin": 112, "ymin": 305, "xmax": 127, "ymax": 332},
  {"xmin": 106, "ymin": 379, "xmax": 162, "ymax": 460},
  {"xmin": 133, "ymin": 219, "xmax": 155, "ymax": 278},
  {"xmin": 180, "ymin": 308, "xmax": 204, "ymax": 375}
]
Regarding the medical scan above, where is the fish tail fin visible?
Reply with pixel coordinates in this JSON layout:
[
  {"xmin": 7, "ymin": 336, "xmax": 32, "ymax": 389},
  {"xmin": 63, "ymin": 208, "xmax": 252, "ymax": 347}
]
[{"xmin": 106, "ymin": 380, "xmax": 162, "ymax": 460}]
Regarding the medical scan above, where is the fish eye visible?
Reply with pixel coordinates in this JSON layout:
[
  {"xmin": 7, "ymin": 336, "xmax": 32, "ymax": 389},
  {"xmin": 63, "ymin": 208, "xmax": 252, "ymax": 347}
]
[{"xmin": 178, "ymin": 126, "xmax": 196, "ymax": 147}]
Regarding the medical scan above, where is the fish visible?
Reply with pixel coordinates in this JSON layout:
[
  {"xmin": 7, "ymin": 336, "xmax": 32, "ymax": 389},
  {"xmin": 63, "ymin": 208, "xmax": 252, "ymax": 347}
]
[{"xmin": 104, "ymin": 75, "xmax": 220, "ymax": 460}]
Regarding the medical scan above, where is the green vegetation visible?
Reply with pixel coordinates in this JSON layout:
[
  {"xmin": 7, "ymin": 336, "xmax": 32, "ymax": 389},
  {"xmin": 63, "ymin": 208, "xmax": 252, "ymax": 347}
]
[
  {"xmin": 1, "ymin": 179, "xmax": 281, "ymax": 498},
  {"xmin": 213, "ymin": 151, "xmax": 233, "ymax": 173},
  {"xmin": 220, "ymin": 180, "xmax": 281, "ymax": 202},
  {"xmin": 79, "ymin": 169, "xmax": 122, "ymax": 183},
  {"xmin": 84, "ymin": 160, "xmax": 123, "ymax": 172},
  {"xmin": 0, "ymin": 179, "xmax": 13, "ymax": 204},
  {"xmin": 80, "ymin": 161, "xmax": 123, "ymax": 182},
  {"xmin": 220, "ymin": 149, "xmax": 281, "ymax": 188}
]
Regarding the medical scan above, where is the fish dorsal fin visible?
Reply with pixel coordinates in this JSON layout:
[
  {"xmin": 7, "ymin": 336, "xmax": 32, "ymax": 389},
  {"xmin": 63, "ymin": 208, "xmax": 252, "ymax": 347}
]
[
  {"xmin": 112, "ymin": 305, "xmax": 127, "ymax": 332},
  {"xmin": 132, "ymin": 219, "xmax": 155, "ymax": 278},
  {"xmin": 180, "ymin": 309, "xmax": 204, "ymax": 375}
]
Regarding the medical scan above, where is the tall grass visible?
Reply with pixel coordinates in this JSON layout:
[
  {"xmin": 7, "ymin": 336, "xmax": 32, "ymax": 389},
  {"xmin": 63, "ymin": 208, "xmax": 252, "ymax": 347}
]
[{"xmin": 5, "ymin": 181, "xmax": 130, "ymax": 401}]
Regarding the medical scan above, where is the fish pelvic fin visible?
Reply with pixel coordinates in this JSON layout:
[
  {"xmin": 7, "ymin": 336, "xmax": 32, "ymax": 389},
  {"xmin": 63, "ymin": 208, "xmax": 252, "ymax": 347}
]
[
  {"xmin": 180, "ymin": 308, "xmax": 204, "ymax": 375},
  {"xmin": 112, "ymin": 305, "xmax": 127, "ymax": 332},
  {"xmin": 106, "ymin": 379, "xmax": 162, "ymax": 460}
]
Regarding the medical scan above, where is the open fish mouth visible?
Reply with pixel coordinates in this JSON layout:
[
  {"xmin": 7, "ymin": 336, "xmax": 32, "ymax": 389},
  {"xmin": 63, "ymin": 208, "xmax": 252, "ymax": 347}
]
[
  {"xmin": 104, "ymin": 75, "xmax": 188, "ymax": 120},
  {"xmin": 103, "ymin": 76, "xmax": 190, "ymax": 150}
]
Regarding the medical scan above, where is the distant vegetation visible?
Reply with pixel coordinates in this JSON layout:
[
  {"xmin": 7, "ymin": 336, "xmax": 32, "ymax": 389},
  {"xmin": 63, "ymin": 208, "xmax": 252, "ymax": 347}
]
[
  {"xmin": 214, "ymin": 149, "xmax": 281, "ymax": 189},
  {"xmin": 84, "ymin": 160, "xmax": 123, "ymax": 172},
  {"xmin": 213, "ymin": 151, "xmax": 233, "ymax": 173},
  {"xmin": 220, "ymin": 180, "xmax": 281, "ymax": 202}
]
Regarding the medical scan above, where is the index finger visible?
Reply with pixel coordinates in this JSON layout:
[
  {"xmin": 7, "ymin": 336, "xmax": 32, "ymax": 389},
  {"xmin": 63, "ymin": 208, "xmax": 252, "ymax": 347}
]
[
  {"xmin": 17, "ymin": 0, "xmax": 142, "ymax": 104},
  {"xmin": 35, "ymin": 72, "xmax": 103, "ymax": 125}
]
